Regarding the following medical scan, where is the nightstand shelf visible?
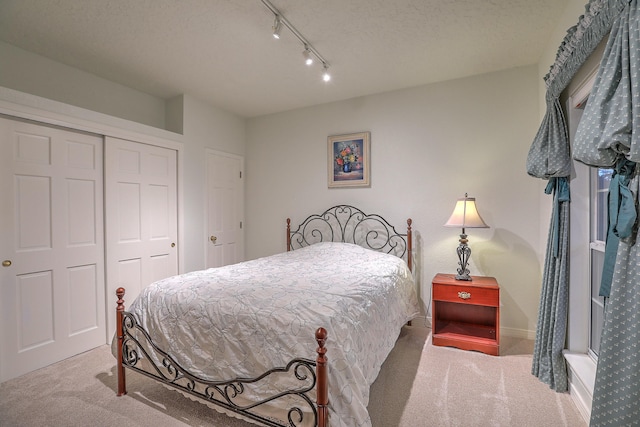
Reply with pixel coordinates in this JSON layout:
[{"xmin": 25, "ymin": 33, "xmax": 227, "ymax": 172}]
[
  {"xmin": 432, "ymin": 273, "xmax": 500, "ymax": 356},
  {"xmin": 435, "ymin": 320, "xmax": 497, "ymax": 342}
]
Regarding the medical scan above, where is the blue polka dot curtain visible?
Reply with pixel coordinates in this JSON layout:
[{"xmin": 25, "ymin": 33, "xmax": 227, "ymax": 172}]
[
  {"xmin": 526, "ymin": 0, "xmax": 630, "ymax": 395},
  {"xmin": 573, "ymin": 1, "xmax": 639, "ymax": 424}
]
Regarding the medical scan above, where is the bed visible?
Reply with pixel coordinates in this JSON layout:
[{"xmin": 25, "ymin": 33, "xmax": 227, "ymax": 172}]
[{"xmin": 114, "ymin": 204, "xmax": 419, "ymax": 427}]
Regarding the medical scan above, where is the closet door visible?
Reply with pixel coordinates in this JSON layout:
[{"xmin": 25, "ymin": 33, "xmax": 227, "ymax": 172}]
[
  {"xmin": 0, "ymin": 117, "xmax": 105, "ymax": 382},
  {"xmin": 105, "ymin": 137, "xmax": 178, "ymax": 339}
]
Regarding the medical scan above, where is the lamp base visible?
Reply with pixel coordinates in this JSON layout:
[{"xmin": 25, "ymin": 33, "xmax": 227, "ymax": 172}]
[{"xmin": 454, "ymin": 233, "xmax": 472, "ymax": 281}]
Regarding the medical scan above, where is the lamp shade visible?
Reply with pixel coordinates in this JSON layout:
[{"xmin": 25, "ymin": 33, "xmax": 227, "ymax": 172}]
[{"xmin": 444, "ymin": 196, "xmax": 489, "ymax": 229}]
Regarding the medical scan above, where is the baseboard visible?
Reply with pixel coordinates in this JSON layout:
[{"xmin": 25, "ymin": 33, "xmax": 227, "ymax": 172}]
[
  {"xmin": 563, "ymin": 351, "xmax": 595, "ymax": 424},
  {"xmin": 500, "ymin": 326, "xmax": 536, "ymax": 340}
]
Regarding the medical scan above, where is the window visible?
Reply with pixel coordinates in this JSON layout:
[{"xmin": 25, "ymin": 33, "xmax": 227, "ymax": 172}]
[
  {"xmin": 560, "ymin": 40, "xmax": 609, "ymax": 418},
  {"xmin": 565, "ymin": 70, "xmax": 609, "ymax": 361},
  {"xmin": 561, "ymin": 79, "xmax": 599, "ymax": 418},
  {"xmin": 588, "ymin": 167, "xmax": 611, "ymax": 358}
]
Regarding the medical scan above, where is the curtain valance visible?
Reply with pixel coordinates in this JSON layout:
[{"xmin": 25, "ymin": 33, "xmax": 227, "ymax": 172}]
[
  {"xmin": 544, "ymin": 0, "xmax": 631, "ymax": 100},
  {"xmin": 527, "ymin": 0, "xmax": 629, "ymax": 180},
  {"xmin": 573, "ymin": 0, "xmax": 639, "ymax": 167}
]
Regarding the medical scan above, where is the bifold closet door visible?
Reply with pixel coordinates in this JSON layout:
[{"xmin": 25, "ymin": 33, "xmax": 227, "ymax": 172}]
[
  {"xmin": 104, "ymin": 137, "xmax": 178, "ymax": 339},
  {"xmin": 0, "ymin": 117, "xmax": 105, "ymax": 382}
]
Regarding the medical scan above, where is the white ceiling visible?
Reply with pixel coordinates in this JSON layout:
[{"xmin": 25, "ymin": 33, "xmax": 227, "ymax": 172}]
[{"xmin": 0, "ymin": 0, "xmax": 569, "ymax": 118}]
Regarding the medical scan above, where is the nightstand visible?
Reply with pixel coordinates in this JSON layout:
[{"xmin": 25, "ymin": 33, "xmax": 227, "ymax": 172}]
[{"xmin": 431, "ymin": 273, "xmax": 500, "ymax": 356}]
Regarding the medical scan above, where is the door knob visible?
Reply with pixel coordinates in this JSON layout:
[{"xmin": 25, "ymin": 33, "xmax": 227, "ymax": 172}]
[
  {"xmin": 171, "ymin": 243, "xmax": 176, "ymax": 248},
  {"xmin": 2, "ymin": 260, "xmax": 11, "ymax": 267},
  {"xmin": 210, "ymin": 235, "xmax": 217, "ymax": 243}
]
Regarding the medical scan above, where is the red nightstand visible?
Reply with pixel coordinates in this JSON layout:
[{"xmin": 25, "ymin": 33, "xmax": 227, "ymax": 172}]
[{"xmin": 431, "ymin": 273, "xmax": 500, "ymax": 356}]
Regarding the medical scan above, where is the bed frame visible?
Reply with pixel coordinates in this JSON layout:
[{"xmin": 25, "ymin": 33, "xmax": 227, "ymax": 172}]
[
  {"xmin": 287, "ymin": 204, "xmax": 413, "ymax": 271},
  {"xmin": 115, "ymin": 204, "xmax": 412, "ymax": 427}
]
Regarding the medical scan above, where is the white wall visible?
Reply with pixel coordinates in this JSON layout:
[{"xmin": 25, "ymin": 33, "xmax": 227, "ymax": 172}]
[
  {"xmin": 246, "ymin": 65, "xmax": 543, "ymax": 338},
  {"xmin": 0, "ymin": 42, "xmax": 166, "ymax": 129},
  {"xmin": 180, "ymin": 94, "xmax": 246, "ymax": 273}
]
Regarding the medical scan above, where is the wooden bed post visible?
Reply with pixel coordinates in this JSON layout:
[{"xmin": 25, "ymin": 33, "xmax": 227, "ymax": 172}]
[
  {"xmin": 286, "ymin": 218, "xmax": 291, "ymax": 251},
  {"xmin": 116, "ymin": 287, "xmax": 127, "ymax": 396},
  {"xmin": 315, "ymin": 327, "xmax": 328, "ymax": 427},
  {"xmin": 407, "ymin": 218, "xmax": 413, "ymax": 272}
]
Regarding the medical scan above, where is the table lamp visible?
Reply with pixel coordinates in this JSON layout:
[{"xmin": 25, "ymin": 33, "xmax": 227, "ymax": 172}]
[{"xmin": 444, "ymin": 193, "xmax": 489, "ymax": 280}]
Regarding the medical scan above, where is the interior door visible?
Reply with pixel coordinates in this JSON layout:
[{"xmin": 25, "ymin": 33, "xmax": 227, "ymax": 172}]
[
  {"xmin": 105, "ymin": 137, "xmax": 178, "ymax": 339},
  {"xmin": 206, "ymin": 150, "xmax": 244, "ymax": 268},
  {"xmin": 0, "ymin": 117, "xmax": 105, "ymax": 382}
]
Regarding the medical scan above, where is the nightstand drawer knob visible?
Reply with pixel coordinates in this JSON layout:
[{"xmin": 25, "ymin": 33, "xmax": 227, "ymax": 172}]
[{"xmin": 458, "ymin": 291, "xmax": 471, "ymax": 300}]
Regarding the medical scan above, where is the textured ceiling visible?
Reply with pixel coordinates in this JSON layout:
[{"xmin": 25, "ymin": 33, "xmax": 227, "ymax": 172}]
[{"xmin": 0, "ymin": 0, "xmax": 570, "ymax": 118}]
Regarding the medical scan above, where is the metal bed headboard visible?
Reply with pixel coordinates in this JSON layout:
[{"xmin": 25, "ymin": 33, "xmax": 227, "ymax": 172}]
[{"xmin": 286, "ymin": 205, "xmax": 413, "ymax": 271}]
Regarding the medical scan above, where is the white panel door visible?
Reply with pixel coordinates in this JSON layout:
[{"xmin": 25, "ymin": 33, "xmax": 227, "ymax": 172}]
[
  {"xmin": 206, "ymin": 150, "xmax": 244, "ymax": 268},
  {"xmin": 0, "ymin": 117, "xmax": 105, "ymax": 382},
  {"xmin": 105, "ymin": 137, "xmax": 178, "ymax": 338}
]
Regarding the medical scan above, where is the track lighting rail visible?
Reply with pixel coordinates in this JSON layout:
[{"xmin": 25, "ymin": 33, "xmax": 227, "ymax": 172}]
[{"xmin": 259, "ymin": 0, "xmax": 331, "ymax": 80}]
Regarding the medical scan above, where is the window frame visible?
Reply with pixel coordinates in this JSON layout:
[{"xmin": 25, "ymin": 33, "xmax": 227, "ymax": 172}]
[
  {"xmin": 588, "ymin": 167, "xmax": 611, "ymax": 359},
  {"xmin": 564, "ymin": 68, "xmax": 598, "ymax": 355}
]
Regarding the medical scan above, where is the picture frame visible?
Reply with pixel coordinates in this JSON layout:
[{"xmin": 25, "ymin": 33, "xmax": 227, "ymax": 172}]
[{"xmin": 328, "ymin": 132, "xmax": 370, "ymax": 188}]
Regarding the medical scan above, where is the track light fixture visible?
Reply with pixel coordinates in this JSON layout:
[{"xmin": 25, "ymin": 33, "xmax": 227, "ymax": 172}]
[
  {"xmin": 272, "ymin": 15, "xmax": 282, "ymax": 39},
  {"xmin": 303, "ymin": 46, "xmax": 313, "ymax": 66},
  {"xmin": 322, "ymin": 64, "xmax": 331, "ymax": 82},
  {"xmin": 260, "ymin": 0, "xmax": 331, "ymax": 83}
]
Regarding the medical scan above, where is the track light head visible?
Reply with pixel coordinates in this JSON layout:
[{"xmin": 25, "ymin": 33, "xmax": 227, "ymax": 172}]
[
  {"xmin": 322, "ymin": 64, "xmax": 331, "ymax": 82},
  {"xmin": 272, "ymin": 15, "xmax": 282, "ymax": 39},
  {"xmin": 303, "ymin": 47, "xmax": 313, "ymax": 66}
]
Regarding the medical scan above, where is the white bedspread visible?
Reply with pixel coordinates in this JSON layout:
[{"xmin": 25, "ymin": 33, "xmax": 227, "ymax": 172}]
[{"xmin": 121, "ymin": 242, "xmax": 419, "ymax": 426}]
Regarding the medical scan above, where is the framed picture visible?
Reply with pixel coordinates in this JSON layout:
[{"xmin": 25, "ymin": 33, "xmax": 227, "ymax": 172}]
[{"xmin": 328, "ymin": 132, "xmax": 370, "ymax": 188}]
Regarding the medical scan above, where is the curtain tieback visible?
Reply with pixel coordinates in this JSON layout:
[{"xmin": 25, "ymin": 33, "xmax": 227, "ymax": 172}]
[
  {"xmin": 545, "ymin": 177, "xmax": 570, "ymax": 258},
  {"xmin": 610, "ymin": 159, "xmax": 637, "ymax": 239},
  {"xmin": 599, "ymin": 158, "xmax": 637, "ymax": 297}
]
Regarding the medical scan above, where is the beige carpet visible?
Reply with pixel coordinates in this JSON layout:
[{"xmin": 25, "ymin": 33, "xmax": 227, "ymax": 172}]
[{"xmin": 0, "ymin": 325, "xmax": 586, "ymax": 426}]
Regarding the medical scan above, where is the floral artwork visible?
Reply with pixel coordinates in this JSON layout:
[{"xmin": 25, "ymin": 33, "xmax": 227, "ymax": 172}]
[
  {"xmin": 328, "ymin": 132, "xmax": 370, "ymax": 188},
  {"xmin": 335, "ymin": 143, "xmax": 359, "ymax": 172}
]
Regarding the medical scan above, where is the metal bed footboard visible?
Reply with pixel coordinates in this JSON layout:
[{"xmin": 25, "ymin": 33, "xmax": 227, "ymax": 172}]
[{"xmin": 115, "ymin": 288, "xmax": 328, "ymax": 427}]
